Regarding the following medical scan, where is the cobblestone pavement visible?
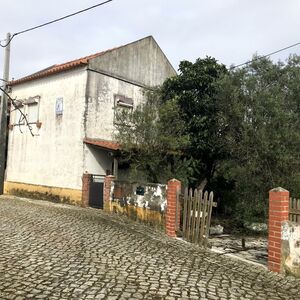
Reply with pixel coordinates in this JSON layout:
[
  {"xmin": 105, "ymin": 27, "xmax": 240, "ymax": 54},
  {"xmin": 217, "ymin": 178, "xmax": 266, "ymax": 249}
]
[
  {"xmin": 210, "ymin": 235, "xmax": 268, "ymax": 266},
  {"xmin": 0, "ymin": 196, "xmax": 300, "ymax": 300}
]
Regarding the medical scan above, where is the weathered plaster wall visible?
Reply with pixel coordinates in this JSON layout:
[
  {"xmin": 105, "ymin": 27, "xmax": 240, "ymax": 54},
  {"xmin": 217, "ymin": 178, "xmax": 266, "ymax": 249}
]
[
  {"xmin": 107, "ymin": 181, "xmax": 167, "ymax": 228},
  {"xmin": 5, "ymin": 36, "xmax": 177, "ymax": 203},
  {"xmin": 6, "ymin": 68, "xmax": 87, "ymax": 191},
  {"xmin": 281, "ymin": 221, "xmax": 300, "ymax": 278},
  {"xmin": 85, "ymin": 36, "xmax": 176, "ymax": 142},
  {"xmin": 89, "ymin": 36, "xmax": 177, "ymax": 87},
  {"xmin": 84, "ymin": 144, "xmax": 112, "ymax": 175},
  {"xmin": 85, "ymin": 71, "xmax": 144, "ymax": 141}
]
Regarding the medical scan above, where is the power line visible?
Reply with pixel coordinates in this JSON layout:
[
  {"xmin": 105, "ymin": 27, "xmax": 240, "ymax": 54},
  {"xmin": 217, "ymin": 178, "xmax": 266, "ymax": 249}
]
[
  {"xmin": 232, "ymin": 41, "xmax": 300, "ymax": 69},
  {"xmin": 0, "ymin": 0, "xmax": 113, "ymax": 48}
]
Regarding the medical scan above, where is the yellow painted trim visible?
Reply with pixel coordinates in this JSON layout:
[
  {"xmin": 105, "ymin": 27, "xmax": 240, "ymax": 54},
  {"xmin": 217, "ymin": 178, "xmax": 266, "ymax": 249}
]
[
  {"xmin": 107, "ymin": 201, "xmax": 165, "ymax": 229},
  {"xmin": 4, "ymin": 181, "xmax": 82, "ymax": 205}
]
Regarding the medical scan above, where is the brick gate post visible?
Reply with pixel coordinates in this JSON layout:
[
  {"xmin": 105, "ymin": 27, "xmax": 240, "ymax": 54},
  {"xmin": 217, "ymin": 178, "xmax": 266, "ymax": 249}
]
[
  {"xmin": 166, "ymin": 179, "xmax": 181, "ymax": 237},
  {"xmin": 268, "ymin": 187, "xmax": 289, "ymax": 273},
  {"xmin": 82, "ymin": 173, "xmax": 92, "ymax": 208},
  {"xmin": 104, "ymin": 175, "xmax": 115, "ymax": 211}
]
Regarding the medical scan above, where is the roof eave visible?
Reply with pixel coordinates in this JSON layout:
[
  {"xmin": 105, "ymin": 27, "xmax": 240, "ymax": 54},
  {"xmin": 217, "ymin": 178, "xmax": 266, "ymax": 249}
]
[
  {"xmin": 84, "ymin": 138, "xmax": 121, "ymax": 151},
  {"xmin": 9, "ymin": 61, "xmax": 88, "ymax": 87}
]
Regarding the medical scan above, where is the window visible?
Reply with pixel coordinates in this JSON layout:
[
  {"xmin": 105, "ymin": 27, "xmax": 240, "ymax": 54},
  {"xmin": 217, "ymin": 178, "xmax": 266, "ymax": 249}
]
[
  {"xmin": 114, "ymin": 94, "xmax": 133, "ymax": 125},
  {"xmin": 115, "ymin": 95, "xmax": 133, "ymax": 108},
  {"xmin": 12, "ymin": 96, "xmax": 40, "ymax": 125},
  {"xmin": 25, "ymin": 96, "xmax": 40, "ymax": 123}
]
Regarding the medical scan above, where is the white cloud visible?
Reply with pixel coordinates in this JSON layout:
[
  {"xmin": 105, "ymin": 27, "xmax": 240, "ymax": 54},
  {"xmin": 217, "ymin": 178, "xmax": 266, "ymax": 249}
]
[{"xmin": 1, "ymin": 0, "xmax": 300, "ymax": 79}]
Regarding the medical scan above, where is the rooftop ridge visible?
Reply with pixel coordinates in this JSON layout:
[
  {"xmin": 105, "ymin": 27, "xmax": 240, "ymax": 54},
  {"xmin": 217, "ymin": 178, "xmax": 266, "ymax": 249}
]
[
  {"xmin": 8, "ymin": 36, "xmax": 168, "ymax": 87},
  {"xmin": 9, "ymin": 45, "xmax": 124, "ymax": 86}
]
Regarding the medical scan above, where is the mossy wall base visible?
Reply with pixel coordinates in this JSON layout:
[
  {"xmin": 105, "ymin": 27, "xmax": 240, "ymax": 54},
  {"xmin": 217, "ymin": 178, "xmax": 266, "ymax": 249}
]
[
  {"xmin": 106, "ymin": 201, "xmax": 165, "ymax": 230},
  {"xmin": 4, "ymin": 181, "xmax": 82, "ymax": 206}
]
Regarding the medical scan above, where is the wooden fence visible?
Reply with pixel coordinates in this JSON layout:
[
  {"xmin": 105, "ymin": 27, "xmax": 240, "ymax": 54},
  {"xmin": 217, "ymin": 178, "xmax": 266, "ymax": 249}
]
[
  {"xmin": 176, "ymin": 188, "xmax": 217, "ymax": 247},
  {"xmin": 289, "ymin": 197, "xmax": 300, "ymax": 223}
]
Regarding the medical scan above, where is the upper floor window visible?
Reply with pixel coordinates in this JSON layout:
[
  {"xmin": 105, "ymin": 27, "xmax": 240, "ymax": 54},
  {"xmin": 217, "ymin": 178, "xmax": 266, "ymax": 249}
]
[
  {"xmin": 12, "ymin": 95, "xmax": 40, "ymax": 125},
  {"xmin": 115, "ymin": 95, "xmax": 133, "ymax": 108},
  {"xmin": 25, "ymin": 96, "xmax": 40, "ymax": 124},
  {"xmin": 114, "ymin": 94, "xmax": 133, "ymax": 125}
]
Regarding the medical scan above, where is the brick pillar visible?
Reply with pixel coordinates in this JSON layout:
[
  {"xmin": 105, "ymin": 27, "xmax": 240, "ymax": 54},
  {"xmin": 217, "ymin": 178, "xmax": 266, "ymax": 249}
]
[
  {"xmin": 104, "ymin": 175, "xmax": 115, "ymax": 211},
  {"xmin": 82, "ymin": 173, "xmax": 92, "ymax": 208},
  {"xmin": 166, "ymin": 179, "xmax": 181, "ymax": 237},
  {"xmin": 268, "ymin": 187, "xmax": 289, "ymax": 273}
]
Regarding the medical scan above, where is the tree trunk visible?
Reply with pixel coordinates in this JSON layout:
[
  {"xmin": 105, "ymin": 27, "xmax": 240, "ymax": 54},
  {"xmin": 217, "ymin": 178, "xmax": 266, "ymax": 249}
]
[{"xmin": 197, "ymin": 178, "xmax": 207, "ymax": 191}]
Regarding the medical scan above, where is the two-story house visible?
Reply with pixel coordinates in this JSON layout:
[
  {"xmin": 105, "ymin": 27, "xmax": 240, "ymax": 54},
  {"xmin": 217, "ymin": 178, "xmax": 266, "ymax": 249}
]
[{"xmin": 4, "ymin": 36, "xmax": 176, "ymax": 207}]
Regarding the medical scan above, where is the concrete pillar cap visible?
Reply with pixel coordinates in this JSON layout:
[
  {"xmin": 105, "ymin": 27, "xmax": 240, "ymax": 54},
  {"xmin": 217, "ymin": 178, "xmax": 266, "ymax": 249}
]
[
  {"xmin": 270, "ymin": 187, "xmax": 289, "ymax": 192},
  {"xmin": 168, "ymin": 178, "xmax": 180, "ymax": 183}
]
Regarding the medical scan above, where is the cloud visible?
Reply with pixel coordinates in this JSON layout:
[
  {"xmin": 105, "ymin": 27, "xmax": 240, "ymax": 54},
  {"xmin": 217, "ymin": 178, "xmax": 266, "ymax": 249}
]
[{"xmin": 1, "ymin": 0, "xmax": 300, "ymax": 79}]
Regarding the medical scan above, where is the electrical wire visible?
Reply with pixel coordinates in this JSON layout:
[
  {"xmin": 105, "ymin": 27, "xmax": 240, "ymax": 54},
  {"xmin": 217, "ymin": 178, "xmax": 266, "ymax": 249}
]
[
  {"xmin": 1, "ymin": 34, "xmax": 15, "ymax": 47},
  {"xmin": 232, "ymin": 41, "xmax": 300, "ymax": 69},
  {"xmin": 0, "ymin": 0, "xmax": 113, "ymax": 48}
]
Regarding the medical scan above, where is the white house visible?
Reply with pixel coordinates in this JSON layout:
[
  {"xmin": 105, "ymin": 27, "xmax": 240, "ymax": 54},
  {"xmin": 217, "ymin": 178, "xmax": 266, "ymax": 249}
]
[{"xmin": 4, "ymin": 36, "xmax": 176, "ymax": 206}]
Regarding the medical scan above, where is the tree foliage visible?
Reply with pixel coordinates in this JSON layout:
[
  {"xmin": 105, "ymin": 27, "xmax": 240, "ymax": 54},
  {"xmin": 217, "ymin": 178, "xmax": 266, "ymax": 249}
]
[
  {"xmin": 218, "ymin": 55, "xmax": 300, "ymax": 221},
  {"xmin": 115, "ymin": 55, "xmax": 300, "ymax": 222},
  {"xmin": 160, "ymin": 58, "xmax": 228, "ymax": 186},
  {"xmin": 114, "ymin": 90, "xmax": 190, "ymax": 183}
]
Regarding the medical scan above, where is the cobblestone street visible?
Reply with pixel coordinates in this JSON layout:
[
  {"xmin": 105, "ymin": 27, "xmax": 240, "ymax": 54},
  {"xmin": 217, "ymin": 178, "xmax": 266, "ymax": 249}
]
[{"xmin": 0, "ymin": 196, "xmax": 300, "ymax": 300}]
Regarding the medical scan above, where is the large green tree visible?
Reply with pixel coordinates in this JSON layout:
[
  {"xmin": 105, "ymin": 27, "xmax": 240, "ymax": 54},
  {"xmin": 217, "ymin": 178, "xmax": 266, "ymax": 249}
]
[
  {"xmin": 160, "ymin": 57, "xmax": 228, "ymax": 188},
  {"xmin": 115, "ymin": 57, "xmax": 228, "ymax": 186},
  {"xmin": 115, "ymin": 55, "xmax": 300, "ymax": 222},
  {"xmin": 217, "ymin": 55, "xmax": 300, "ymax": 221},
  {"xmin": 114, "ymin": 89, "xmax": 190, "ymax": 183}
]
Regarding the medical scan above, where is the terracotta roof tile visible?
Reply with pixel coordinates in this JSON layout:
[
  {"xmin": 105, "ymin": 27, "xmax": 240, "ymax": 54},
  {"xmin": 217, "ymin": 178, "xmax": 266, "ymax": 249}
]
[
  {"xmin": 9, "ymin": 46, "xmax": 121, "ymax": 86},
  {"xmin": 84, "ymin": 138, "xmax": 121, "ymax": 151}
]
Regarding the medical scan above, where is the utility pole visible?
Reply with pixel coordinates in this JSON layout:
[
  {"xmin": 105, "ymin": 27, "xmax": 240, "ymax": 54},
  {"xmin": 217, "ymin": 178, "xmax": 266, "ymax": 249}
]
[{"xmin": 0, "ymin": 33, "xmax": 11, "ymax": 195}]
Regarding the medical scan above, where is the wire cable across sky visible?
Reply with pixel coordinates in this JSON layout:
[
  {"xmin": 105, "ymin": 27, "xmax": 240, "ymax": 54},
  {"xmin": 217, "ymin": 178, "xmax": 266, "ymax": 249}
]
[
  {"xmin": 232, "ymin": 41, "xmax": 300, "ymax": 69},
  {"xmin": 0, "ymin": 0, "xmax": 113, "ymax": 48}
]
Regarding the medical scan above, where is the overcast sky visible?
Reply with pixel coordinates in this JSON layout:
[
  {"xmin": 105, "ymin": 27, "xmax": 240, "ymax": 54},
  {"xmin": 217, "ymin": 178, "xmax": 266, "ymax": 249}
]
[{"xmin": 0, "ymin": 0, "xmax": 300, "ymax": 80}]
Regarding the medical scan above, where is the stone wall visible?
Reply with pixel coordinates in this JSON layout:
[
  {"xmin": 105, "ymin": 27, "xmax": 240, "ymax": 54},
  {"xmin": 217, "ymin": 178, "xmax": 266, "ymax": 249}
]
[
  {"xmin": 106, "ymin": 180, "xmax": 167, "ymax": 229},
  {"xmin": 281, "ymin": 221, "xmax": 300, "ymax": 278}
]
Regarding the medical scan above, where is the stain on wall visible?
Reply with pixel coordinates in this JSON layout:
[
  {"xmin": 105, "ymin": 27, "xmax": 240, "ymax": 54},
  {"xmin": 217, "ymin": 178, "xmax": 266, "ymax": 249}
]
[
  {"xmin": 107, "ymin": 181, "xmax": 167, "ymax": 229},
  {"xmin": 4, "ymin": 181, "xmax": 82, "ymax": 206}
]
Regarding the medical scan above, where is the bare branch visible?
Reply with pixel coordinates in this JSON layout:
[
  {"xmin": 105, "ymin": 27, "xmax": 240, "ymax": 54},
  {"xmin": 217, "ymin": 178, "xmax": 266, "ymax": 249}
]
[{"xmin": 0, "ymin": 86, "xmax": 35, "ymax": 137}]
